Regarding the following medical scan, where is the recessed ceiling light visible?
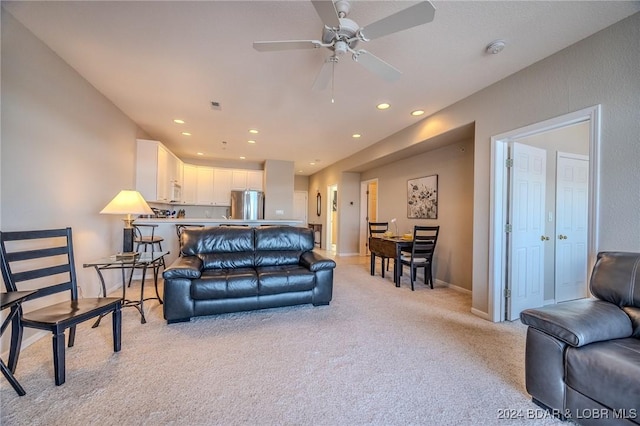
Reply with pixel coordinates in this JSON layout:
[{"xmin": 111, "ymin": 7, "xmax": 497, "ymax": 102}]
[
  {"xmin": 239, "ymin": 156, "xmax": 246, "ymax": 160},
  {"xmin": 197, "ymin": 152, "xmax": 204, "ymax": 156},
  {"xmin": 248, "ymin": 140, "xmax": 256, "ymax": 144},
  {"xmin": 310, "ymin": 162, "xmax": 316, "ymax": 166},
  {"xmin": 173, "ymin": 119, "xmax": 185, "ymax": 124},
  {"xmin": 298, "ymin": 170, "xmax": 303, "ymax": 173},
  {"xmin": 411, "ymin": 110, "xmax": 425, "ymax": 116},
  {"xmin": 249, "ymin": 129, "xmax": 259, "ymax": 134},
  {"xmin": 181, "ymin": 132, "xmax": 191, "ymax": 136},
  {"xmin": 376, "ymin": 103, "xmax": 390, "ymax": 110},
  {"xmin": 352, "ymin": 133, "xmax": 361, "ymax": 138}
]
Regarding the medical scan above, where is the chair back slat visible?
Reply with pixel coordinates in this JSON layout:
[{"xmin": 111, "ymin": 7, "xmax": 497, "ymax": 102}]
[
  {"xmin": 3, "ymin": 246, "xmax": 68, "ymax": 263},
  {"xmin": 11, "ymin": 264, "xmax": 72, "ymax": 284},
  {"xmin": 411, "ymin": 226, "xmax": 439, "ymax": 259},
  {"xmin": 368, "ymin": 222, "xmax": 389, "ymax": 237},
  {"xmin": 1, "ymin": 228, "xmax": 78, "ymax": 300}
]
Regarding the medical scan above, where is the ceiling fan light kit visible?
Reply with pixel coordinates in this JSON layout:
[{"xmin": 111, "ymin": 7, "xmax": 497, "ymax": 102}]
[{"xmin": 253, "ymin": 0, "xmax": 436, "ymax": 92}]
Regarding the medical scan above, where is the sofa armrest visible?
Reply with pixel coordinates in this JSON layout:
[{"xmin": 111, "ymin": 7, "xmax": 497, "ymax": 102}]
[
  {"xmin": 163, "ymin": 255, "xmax": 203, "ymax": 280},
  {"xmin": 300, "ymin": 251, "xmax": 336, "ymax": 272},
  {"xmin": 520, "ymin": 298, "xmax": 633, "ymax": 347}
]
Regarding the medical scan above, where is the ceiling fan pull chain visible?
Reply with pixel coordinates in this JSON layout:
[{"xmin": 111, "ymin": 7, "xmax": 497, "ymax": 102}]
[{"xmin": 331, "ymin": 59, "xmax": 336, "ymax": 103}]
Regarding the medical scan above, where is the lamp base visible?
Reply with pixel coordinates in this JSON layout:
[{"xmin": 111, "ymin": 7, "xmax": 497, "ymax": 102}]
[{"xmin": 123, "ymin": 227, "xmax": 134, "ymax": 253}]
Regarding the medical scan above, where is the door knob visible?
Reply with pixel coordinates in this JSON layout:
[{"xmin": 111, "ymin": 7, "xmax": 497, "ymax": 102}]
[
  {"xmin": 540, "ymin": 236, "xmax": 550, "ymax": 241},
  {"xmin": 558, "ymin": 235, "xmax": 567, "ymax": 240}
]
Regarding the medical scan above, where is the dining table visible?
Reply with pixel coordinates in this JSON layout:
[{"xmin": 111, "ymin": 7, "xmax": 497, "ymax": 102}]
[{"xmin": 369, "ymin": 236, "xmax": 413, "ymax": 287}]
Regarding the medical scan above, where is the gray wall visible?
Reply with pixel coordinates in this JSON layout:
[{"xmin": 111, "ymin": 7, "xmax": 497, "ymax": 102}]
[{"xmin": 309, "ymin": 12, "xmax": 640, "ymax": 318}]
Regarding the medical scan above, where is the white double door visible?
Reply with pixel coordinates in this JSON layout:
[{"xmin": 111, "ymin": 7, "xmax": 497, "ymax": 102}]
[{"xmin": 507, "ymin": 144, "xmax": 589, "ymax": 320}]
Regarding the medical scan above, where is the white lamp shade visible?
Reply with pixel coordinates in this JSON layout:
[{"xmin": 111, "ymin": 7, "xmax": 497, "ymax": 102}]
[{"xmin": 100, "ymin": 190, "xmax": 154, "ymax": 216}]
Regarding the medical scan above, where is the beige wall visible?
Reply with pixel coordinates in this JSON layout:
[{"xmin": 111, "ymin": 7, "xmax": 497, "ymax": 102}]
[
  {"xmin": 361, "ymin": 139, "xmax": 474, "ymax": 290},
  {"xmin": 263, "ymin": 159, "xmax": 294, "ymax": 219},
  {"xmin": 1, "ymin": 10, "xmax": 149, "ymax": 294},
  {"xmin": 1, "ymin": 11, "xmax": 150, "ymax": 349},
  {"xmin": 310, "ymin": 13, "xmax": 640, "ymax": 318}
]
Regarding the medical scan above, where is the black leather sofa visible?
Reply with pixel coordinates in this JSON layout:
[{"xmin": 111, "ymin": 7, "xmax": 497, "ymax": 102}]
[
  {"xmin": 520, "ymin": 252, "xmax": 640, "ymax": 425},
  {"xmin": 162, "ymin": 226, "xmax": 336, "ymax": 323}
]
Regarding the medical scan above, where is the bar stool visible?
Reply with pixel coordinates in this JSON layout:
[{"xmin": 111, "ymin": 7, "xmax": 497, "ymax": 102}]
[{"xmin": 132, "ymin": 224, "xmax": 165, "ymax": 287}]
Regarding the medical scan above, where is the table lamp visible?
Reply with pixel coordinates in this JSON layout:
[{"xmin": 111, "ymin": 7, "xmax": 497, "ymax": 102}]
[
  {"xmin": 100, "ymin": 190, "xmax": 154, "ymax": 254},
  {"xmin": 390, "ymin": 218, "xmax": 398, "ymax": 237}
]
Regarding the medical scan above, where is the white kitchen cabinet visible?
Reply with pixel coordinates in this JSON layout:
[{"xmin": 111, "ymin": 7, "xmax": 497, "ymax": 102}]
[
  {"xmin": 231, "ymin": 170, "xmax": 247, "ymax": 190},
  {"xmin": 136, "ymin": 139, "xmax": 170, "ymax": 203},
  {"xmin": 181, "ymin": 163, "xmax": 198, "ymax": 205},
  {"xmin": 196, "ymin": 166, "xmax": 214, "ymax": 205},
  {"xmin": 213, "ymin": 168, "xmax": 232, "ymax": 206},
  {"xmin": 231, "ymin": 169, "xmax": 263, "ymax": 191},
  {"xmin": 247, "ymin": 170, "xmax": 264, "ymax": 190}
]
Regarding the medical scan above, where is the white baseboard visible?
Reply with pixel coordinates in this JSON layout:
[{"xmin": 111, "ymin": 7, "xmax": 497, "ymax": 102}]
[{"xmin": 471, "ymin": 307, "xmax": 491, "ymax": 321}]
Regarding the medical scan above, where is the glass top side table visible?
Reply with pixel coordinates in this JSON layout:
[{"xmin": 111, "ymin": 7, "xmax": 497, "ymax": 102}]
[{"xmin": 83, "ymin": 251, "xmax": 168, "ymax": 324}]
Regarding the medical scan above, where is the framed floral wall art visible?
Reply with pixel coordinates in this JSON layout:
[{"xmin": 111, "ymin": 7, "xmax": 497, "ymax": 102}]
[{"xmin": 407, "ymin": 175, "xmax": 438, "ymax": 219}]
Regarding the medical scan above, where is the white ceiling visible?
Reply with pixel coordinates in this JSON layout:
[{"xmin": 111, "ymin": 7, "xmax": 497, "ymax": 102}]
[{"xmin": 4, "ymin": 1, "xmax": 639, "ymax": 175}]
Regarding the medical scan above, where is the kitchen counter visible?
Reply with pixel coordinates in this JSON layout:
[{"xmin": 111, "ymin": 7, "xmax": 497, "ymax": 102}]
[
  {"xmin": 134, "ymin": 218, "xmax": 302, "ymax": 227},
  {"xmin": 132, "ymin": 218, "xmax": 304, "ymax": 267}
]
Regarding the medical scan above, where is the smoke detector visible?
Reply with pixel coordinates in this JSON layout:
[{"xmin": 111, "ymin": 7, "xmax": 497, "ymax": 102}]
[{"xmin": 485, "ymin": 40, "xmax": 506, "ymax": 55}]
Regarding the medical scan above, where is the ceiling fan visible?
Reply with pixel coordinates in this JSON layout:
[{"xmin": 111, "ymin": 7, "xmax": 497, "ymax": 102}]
[{"xmin": 253, "ymin": 0, "xmax": 436, "ymax": 91}]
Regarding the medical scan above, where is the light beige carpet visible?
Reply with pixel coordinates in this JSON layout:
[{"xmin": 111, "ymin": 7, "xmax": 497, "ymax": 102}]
[{"xmin": 0, "ymin": 258, "xmax": 562, "ymax": 425}]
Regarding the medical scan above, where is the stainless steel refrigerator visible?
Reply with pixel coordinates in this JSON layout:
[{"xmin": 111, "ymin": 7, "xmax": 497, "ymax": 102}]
[{"xmin": 230, "ymin": 190, "xmax": 264, "ymax": 220}]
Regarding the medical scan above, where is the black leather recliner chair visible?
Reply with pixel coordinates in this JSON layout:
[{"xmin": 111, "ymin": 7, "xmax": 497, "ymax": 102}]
[
  {"xmin": 520, "ymin": 252, "xmax": 640, "ymax": 425},
  {"xmin": 162, "ymin": 226, "xmax": 336, "ymax": 323}
]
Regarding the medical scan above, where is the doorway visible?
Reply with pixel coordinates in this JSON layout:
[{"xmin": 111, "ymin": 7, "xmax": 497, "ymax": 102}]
[
  {"xmin": 360, "ymin": 179, "xmax": 379, "ymax": 255},
  {"xmin": 489, "ymin": 106, "xmax": 600, "ymax": 322},
  {"xmin": 293, "ymin": 191, "xmax": 308, "ymax": 228},
  {"xmin": 327, "ymin": 184, "xmax": 338, "ymax": 253}
]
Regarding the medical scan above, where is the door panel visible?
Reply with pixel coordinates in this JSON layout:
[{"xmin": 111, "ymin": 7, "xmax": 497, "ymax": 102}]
[
  {"xmin": 555, "ymin": 154, "xmax": 589, "ymax": 302},
  {"xmin": 508, "ymin": 143, "xmax": 546, "ymax": 320}
]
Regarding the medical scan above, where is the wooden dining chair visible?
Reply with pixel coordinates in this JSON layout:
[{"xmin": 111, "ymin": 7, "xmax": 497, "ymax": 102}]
[
  {"xmin": 0, "ymin": 227, "xmax": 122, "ymax": 386},
  {"xmin": 368, "ymin": 222, "xmax": 390, "ymax": 274},
  {"xmin": 400, "ymin": 226, "xmax": 439, "ymax": 290}
]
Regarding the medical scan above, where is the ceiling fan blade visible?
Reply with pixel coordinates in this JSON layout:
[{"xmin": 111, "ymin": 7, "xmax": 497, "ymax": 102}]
[
  {"xmin": 354, "ymin": 50, "xmax": 401, "ymax": 82},
  {"xmin": 311, "ymin": 1, "xmax": 340, "ymax": 29},
  {"xmin": 360, "ymin": 1, "xmax": 436, "ymax": 41},
  {"xmin": 312, "ymin": 58, "xmax": 335, "ymax": 91},
  {"xmin": 253, "ymin": 40, "xmax": 322, "ymax": 52}
]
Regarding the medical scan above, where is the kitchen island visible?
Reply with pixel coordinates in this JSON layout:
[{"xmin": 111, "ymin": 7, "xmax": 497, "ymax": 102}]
[{"xmin": 133, "ymin": 218, "xmax": 303, "ymax": 266}]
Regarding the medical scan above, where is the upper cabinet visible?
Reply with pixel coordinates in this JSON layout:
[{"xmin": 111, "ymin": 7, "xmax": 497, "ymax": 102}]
[
  {"xmin": 136, "ymin": 139, "xmax": 263, "ymax": 206},
  {"xmin": 181, "ymin": 163, "xmax": 198, "ymax": 205},
  {"xmin": 136, "ymin": 139, "xmax": 183, "ymax": 203},
  {"xmin": 231, "ymin": 169, "xmax": 264, "ymax": 191}
]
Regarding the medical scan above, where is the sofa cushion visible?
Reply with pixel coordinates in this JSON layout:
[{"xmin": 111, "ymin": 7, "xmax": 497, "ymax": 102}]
[
  {"xmin": 257, "ymin": 265, "xmax": 315, "ymax": 295},
  {"xmin": 255, "ymin": 226, "xmax": 314, "ymax": 251},
  {"xmin": 200, "ymin": 252, "xmax": 255, "ymax": 270},
  {"xmin": 181, "ymin": 227, "xmax": 255, "ymax": 256},
  {"xmin": 190, "ymin": 268, "xmax": 258, "ymax": 300},
  {"xmin": 623, "ymin": 306, "xmax": 640, "ymax": 338},
  {"xmin": 520, "ymin": 299, "xmax": 633, "ymax": 347},
  {"xmin": 566, "ymin": 338, "xmax": 640, "ymax": 413},
  {"xmin": 590, "ymin": 252, "xmax": 640, "ymax": 308}
]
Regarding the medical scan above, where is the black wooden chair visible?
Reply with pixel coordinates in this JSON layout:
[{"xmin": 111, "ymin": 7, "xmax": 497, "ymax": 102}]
[
  {"xmin": 368, "ymin": 222, "xmax": 390, "ymax": 275},
  {"xmin": 0, "ymin": 227, "xmax": 122, "ymax": 386},
  {"xmin": 400, "ymin": 226, "xmax": 439, "ymax": 290}
]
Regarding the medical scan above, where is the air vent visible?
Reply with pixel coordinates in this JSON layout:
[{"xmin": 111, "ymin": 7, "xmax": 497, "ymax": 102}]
[{"xmin": 210, "ymin": 101, "xmax": 222, "ymax": 111}]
